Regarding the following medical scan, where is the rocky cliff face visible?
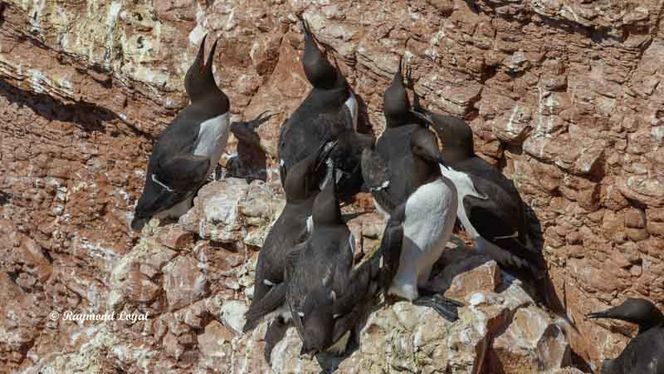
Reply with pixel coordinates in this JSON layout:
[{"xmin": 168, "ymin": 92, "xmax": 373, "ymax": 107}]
[
  {"xmin": 11, "ymin": 177, "xmax": 584, "ymax": 373},
  {"xmin": 0, "ymin": 0, "xmax": 662, "ymax": 373}
]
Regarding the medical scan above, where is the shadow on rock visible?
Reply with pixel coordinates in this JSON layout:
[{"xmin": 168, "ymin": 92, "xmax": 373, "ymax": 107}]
[{"xmin": 227, "ymin": 111, "xmax": 275, "ymax": 183}]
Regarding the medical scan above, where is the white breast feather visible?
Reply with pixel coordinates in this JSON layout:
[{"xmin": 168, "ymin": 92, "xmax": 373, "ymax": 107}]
[
  {"xmin": 193, "ymin": 112, "xmax": 230, "ymax": 175},
  {"xmin": 403, "ymin": 178, "xmax": 457, "ymax": 253},
  {"xmin": 389, "ymin": 177, "xmax": 457, "ymax": 300}
]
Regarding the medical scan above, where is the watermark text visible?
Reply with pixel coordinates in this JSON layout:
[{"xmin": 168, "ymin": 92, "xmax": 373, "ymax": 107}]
[{"xmin": 49, "ymin": 310, "xmax": 149, "ymax": 323}]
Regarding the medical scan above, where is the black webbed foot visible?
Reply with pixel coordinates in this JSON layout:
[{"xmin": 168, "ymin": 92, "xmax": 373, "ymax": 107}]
[
  {"xmin": 264, "ymin": 317, "xmax": 289, "ymax": 364},
  {"xmin": 214, "ymin": 164, "xmax": 223, "ymax": 181},
  {"xmin": 413, "ymin": 293, "xmax": 463, "ymax": 322}
]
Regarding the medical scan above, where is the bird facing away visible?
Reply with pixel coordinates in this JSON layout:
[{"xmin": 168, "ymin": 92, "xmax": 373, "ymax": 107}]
[
  {"xmin": 243, "ymin": 141, "xmax": 336, "ymax": 334},
  {"xmin": 588, "ymin": 298, "xmax": 664, "ymax": 374},
  {"xmin": 285, "ymin": 168, "xmax": 356, "ymax": 356},
  {"xmin": 132, "ymin": 35, "xmax": 230, "ymax": 231},
  {"xmin": 281, "ymin": 163, "xmax": 409, "ymax": 358}
]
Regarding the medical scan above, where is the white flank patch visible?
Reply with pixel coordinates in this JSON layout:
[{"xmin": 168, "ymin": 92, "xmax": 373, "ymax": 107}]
[
  {"xmin": 345, "ymin": 91, "xmax": 359, "ymax": 130},
  {"xmin": 439, "ymin": 166, "xmax": 484, "ymax": 239},
  {"xmin": 348, "ymin": 233, "xmax": 356, "ymax": 258},
  {"xmin": 370, "ymin": 180, "xmax": 390, "ymax": 192},
  {"xmin": 306, "ymin": 215, "xmax": 313, "ymax": 234},
  {"xmin": 155, "ymin": 196, "xmax": 194, "ymax": 221},
  {"xmin": 193, "ymin": 112, "xmax": 231, "ymax": 176}
]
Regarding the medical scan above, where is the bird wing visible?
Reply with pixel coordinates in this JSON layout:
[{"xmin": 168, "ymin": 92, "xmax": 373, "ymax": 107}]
[
  {"xmin": 333, "ymin": 205, "xmax": 405, "ymax": 316},
  {"xmin": 454, "ymin": 157, "xmax": 522, "ymax": 203},
  {"xmin": 155, "ymin": 154, "xmax": 210, "ymax": 192},
  {"xmin": 454, "ymin": 157, "xmax": 540, "ymax": 249},
  {"xmin": 284, "ymin": 242, "xmax": 310, "ymax": 332},
  {"xmin": 278, "ymin": 85, "xmax": 354, "ymax": 183},
  {"xmin": 611, "ymin": 328, "xmax": 664, "ymax": 374},
  {"xmin": 243, "ymin": 241, "xmax": 306, "ymax": 332},
  {"xmin": 243, "ymin": 282, "xmax": 287, "ymax": 333},
  {"xmin": 463, "ymin": 177, "xmax": 543, "ymax": 271},
  {"xmin": 361, "ymin": 148, "xmax": 398, "ymax": 213}
]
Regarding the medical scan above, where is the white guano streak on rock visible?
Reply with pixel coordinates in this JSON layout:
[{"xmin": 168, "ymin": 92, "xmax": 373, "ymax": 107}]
[
  {"xmin": 506, "ymin": 104, "xmax": 520, "ymax": 136},
  {"xmin": 189, "ymin": 4, "xmax": 208, "ymax": 45},
  {"xmin": 29, "ymin": 69, "xmax": 45, "ymax": 94},
  {"xmin": 104, "ymin": 2, "xmax": 122, "ymax": 68},
  {"xmin": 27, "ymin": 0, "xmax": 46, "ymax": 33}
]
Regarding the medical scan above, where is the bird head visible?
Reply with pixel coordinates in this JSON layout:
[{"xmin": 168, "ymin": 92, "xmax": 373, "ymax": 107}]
[
  {"xmin": 184, "ymin": 34, "xmax": 229, "ymax": 109},
  {"xmin": 429, "ymin": 115, "xmax": 474, "ymax": 163},
  {"xmin": 298, "ymin": 287, "xmax": 336, "ymax": 356},
  {"xmin": 283, "ymin": 141, "xmax": 337, "ymax": 203},
  {"xmin": 587, "ymin": 297, "xmax": 664, "ymax": 333},
  {"xmin": 299, "ymin": 16, "xmax": 339, "ymax": 89},
  {"xmin": 410, "ymin": 127, "xmax": 445, "ymax": 166},
  {"xmin": 383, "ymin": 57, "xmax": 411, "ymax": 127}
]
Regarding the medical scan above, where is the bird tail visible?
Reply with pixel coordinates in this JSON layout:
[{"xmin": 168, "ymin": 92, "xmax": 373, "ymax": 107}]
[
  {"xmin": 481, "ymin": 239, "xmax": 577, "ymax": 331},
  {"xmin": 243, "ymin": 283, "xmax": 287, "ymax": 333},
  {"xmin": 346, "ymin": 207, "xmax": 405, "ymax": 308}
]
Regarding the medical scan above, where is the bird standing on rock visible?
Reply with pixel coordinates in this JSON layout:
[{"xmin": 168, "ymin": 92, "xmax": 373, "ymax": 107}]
[
  {"xmin": 408, "ymin": 74, "xmax": 543, "ymax": 269},
  {"xmin": 132, "ymin": 35, "xmax": 230, "ymax": 231},
  {"xmin": 285, "ymin": 167, "xmax": 406, "ymax": 356},
  {"xmin": 363, "ymin": 128, "xmax": 461, "ymax": 321},
  {"xmin": 243, "ymin": 141, "xmax": 336, "ymax": 335}
]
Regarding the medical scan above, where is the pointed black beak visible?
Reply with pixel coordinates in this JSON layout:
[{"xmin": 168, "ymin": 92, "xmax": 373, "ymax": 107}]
[
  {"xmin": 298, "ymin": 14, "xmax": 311, "ymax": 37},
  {"xmin": 194, "ymin": 34, "xmax": 208, "ymax": 71},
  {"xmin": 586, "ymin": 311, "xmax": 610, "ymax": 320},
  {"xmin": 394, "ymin": 55, "xmax": 403, "ymax": 82},
  {"xmin": 204, "ymin": 37, "xmax": 218, "ymax": 75},
  {"xmin": 410, "ymin": 110, "xmax": 434, "ymax": 126},
  {"xmin": 247, "ymin": 111, "xmax": 274, "ymax": 130}
]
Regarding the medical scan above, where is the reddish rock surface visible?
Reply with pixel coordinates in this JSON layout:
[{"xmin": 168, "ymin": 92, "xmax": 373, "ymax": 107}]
[{"xmin": 0, "ymin": 0, "xmax": 663, "ymax": 372}]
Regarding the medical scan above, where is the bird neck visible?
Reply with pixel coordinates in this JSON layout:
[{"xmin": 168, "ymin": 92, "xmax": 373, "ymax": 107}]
[
  {"xmin": 638, "ymin": 312, "xmax": 664, "ymax": 333},
  {"xmin": 441, "ymin": 146, "xmax": 474, "ymax": 164},
  {"xmin": 191, "ymin": 90, "xmax": 229, "ymax": 113}
]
